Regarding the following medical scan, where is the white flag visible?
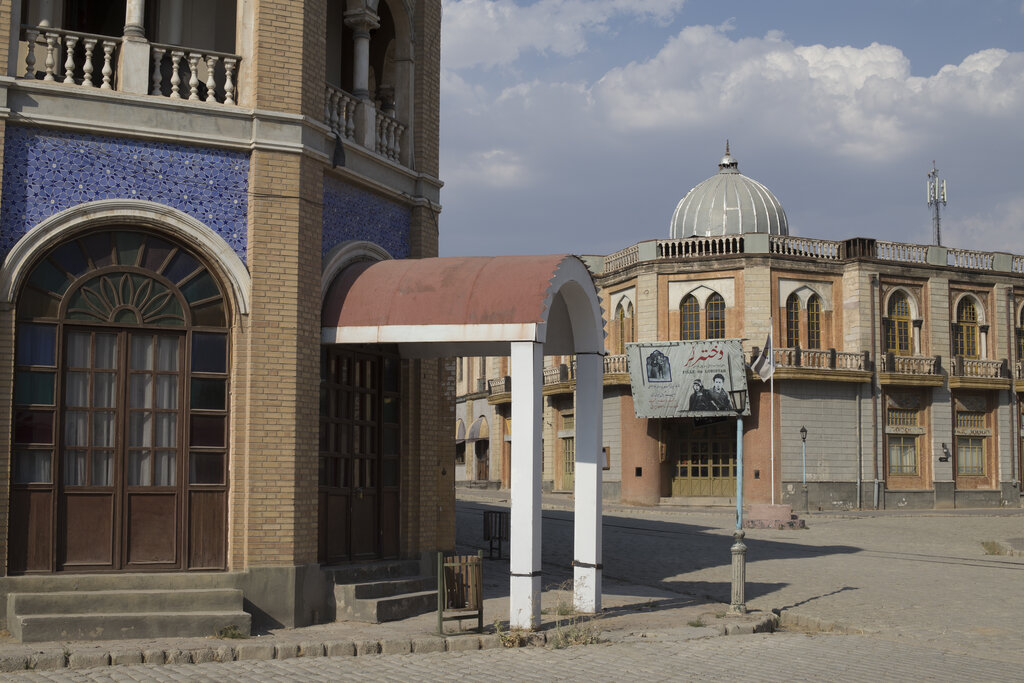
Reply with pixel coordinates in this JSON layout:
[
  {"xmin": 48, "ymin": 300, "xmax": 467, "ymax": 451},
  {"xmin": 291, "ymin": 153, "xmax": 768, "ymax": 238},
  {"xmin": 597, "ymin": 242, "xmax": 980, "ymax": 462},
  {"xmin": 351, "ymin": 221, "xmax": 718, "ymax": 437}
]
[{"xmin": 751, "ymin": 330, "xmax": 775, "ymax": 382}]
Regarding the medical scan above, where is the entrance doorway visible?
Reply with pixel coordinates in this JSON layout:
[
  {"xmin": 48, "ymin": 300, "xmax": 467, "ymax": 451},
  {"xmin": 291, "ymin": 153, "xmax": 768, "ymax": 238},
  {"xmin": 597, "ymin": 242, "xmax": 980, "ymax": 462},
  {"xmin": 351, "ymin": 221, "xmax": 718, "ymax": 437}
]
[
  {"xmin": 474, "ymin": 440, "xmax": 489, "ymax": 481},
  {"xmin": 318, "ymin": 345, "xmax": 401, "ymax": 563},
  {"xmin": 670, "ymin": 420, "xmax": 736, "ymax": 497}
]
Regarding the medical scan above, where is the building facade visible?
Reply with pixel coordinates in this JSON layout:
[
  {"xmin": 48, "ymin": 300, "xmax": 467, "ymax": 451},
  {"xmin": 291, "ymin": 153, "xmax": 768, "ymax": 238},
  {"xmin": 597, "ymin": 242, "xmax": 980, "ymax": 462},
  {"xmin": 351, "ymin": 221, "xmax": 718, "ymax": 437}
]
[
  {"xmin": 459, "ymin": 150, "xmax": 1023, "ymax": 511},
  {"xmin": 0, "ymin": 0, "xmax": 453, "ymax": 637}
]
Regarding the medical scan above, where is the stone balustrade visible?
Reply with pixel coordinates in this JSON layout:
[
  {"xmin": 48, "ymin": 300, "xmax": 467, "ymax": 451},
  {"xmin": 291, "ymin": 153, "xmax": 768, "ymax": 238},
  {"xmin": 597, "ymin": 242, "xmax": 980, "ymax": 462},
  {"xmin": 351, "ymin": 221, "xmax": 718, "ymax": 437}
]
[
  {"xmin": 768, "ymin": 235, "xmax": 842, "ymax": 260},
  {"xmin": 770, "ymin": 347, "xmax": 867, "ymax": 372},
  {"xmin": 948, "ymin": 249, "xmax": 994, "ymax": 271},
  {"xmin": 951, "ymin": 357, "xmax": 1005, "ymax": 378},
  {"xmin": 22, "ymin": 26, "xmax": 120, "ymax": 89},
  {"xmin": 603, "ymin": 354, "xmax": 628, "ymax": 374},
  {"xmin": 375, "ymin": 110, "xmax": 406, "ymax": 163},
  {"xmin": 604, "ymin": 245, "xmax": 639, "ymax": 273},
  {"xmin": 325, "ymin": 84, "xmax": 357, "ymax": 140},
  {"xmin": 876, "ymin": 241, "xmax": 928, "ymax": 263},
  {"xmin": 488, "ymin": 377, "xmax": 511, "ymax": 395},
  {"xmin": 886, "ymin": 355, "xmax": 938, "ymax": 375},
  {"xmin": 149, "ymin": 43, "xmax": 239, "ymax": 104}
]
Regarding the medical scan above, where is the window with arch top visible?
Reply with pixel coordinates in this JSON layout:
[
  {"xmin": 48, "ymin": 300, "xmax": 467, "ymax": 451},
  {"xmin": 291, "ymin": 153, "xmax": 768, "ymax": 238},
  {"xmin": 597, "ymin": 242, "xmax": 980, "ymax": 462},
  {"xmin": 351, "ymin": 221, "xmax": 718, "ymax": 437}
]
[
  {"xmin": 886, "ymin": 292, "xmax": 912, "ymax": 355},
  {"xmin": 705, "ymin": 293, "xmax": 725, "ymax": 339},
  {"xmin": 953, "ymin": 298, "xmax": 979, "ymax": 358},
  {"xmin": 807, "ymin": 295, "xmax": 822, "ymax": 349},
  {"xmin": 680, "ymin": 295, "xmax": 699, "ymax": 341},
  {"xmin": 785, "ymin": 293, "xmax": 800, "ymax": 348},
  {"xmin": 613, "ymin": 300, "xmax": 634, "ymax": 355}
]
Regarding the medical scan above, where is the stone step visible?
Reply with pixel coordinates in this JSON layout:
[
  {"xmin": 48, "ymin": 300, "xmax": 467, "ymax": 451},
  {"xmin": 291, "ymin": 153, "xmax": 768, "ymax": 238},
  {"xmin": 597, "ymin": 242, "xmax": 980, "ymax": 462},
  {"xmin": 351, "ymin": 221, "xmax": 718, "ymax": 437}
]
[
  {"xmin": 9, "ymin": 588, "xmax": 243, "ymax": 616},
  {"xmin": 335, "ymin": 589, "xmax": 437, "ymax": 624},
  {"xmin": 10, "ymin": 610, "xmax": 252, "ymax": 643},
  {"xmin": 326, "ymin": 560, "xmax": 421, "ymax": 584},
  {"xmin": 2, "ymin": 571, "xmax": 243, "ymax": 594},
  {"xmin": 348, "ymin": 576, "xmax": 435, "ymax": 600}
]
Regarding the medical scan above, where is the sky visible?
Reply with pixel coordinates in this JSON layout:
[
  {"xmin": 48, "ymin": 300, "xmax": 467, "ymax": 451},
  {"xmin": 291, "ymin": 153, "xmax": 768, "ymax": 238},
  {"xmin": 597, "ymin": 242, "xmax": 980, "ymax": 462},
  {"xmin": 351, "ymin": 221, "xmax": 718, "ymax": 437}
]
[{"xmin": 437, "ymin": 0, "xmax": 1024, "ymax": 257}]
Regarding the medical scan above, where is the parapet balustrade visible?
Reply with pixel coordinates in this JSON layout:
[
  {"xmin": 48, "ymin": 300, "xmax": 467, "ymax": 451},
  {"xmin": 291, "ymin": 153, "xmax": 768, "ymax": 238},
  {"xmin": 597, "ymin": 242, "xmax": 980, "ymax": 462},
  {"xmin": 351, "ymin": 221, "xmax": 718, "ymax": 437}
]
[
  {"xmin": 658, "ymin": 236, "xmax": 743, "ymax": 258},
  {"xmin": 488, "ymin": 377, "xmax": 511, "ymax": 396},
  {"xmin": 768, "ymin": 235, "xmax": 842, "ymax": 260},
  {"xmin": 21, "ymin": 26, "xmax": 120, "ymax": 89},
  {"xmin": 604, "ymin": 245, "xmax": 639, "ymax": 273},
  {"xmin": 603, "ymin": 354, "xmax": 628, "ymax": 374},
  {"xmin": 876, "ymin": 241, "xmax": 928, "ymax": 264},
  {"xmin": 19, "ymin": 25, "xmax": 242, "ymax": 105}
]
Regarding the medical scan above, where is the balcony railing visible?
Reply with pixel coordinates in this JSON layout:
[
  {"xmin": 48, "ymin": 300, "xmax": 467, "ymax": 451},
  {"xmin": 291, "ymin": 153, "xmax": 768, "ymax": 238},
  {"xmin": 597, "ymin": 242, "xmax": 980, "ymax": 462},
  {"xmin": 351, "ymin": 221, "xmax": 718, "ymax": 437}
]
[
  {"xmin": 950, "ymin": 357, "xmax": 1005, "ymax": 379},
  {"xmin": 604, "ymin": 354, "xmax": 628, "ymax": 374},
  {"xmin": 149, "ymin": 43, "xmax": 239, "ymax": 104},
  {"xmin": 22, "ymin": 26, "xmax": 120, "ymax": 89},
  {"xmin": 764, "ymin": 347, "xmax": 868, "ymax": 372},
  {"xmin": 604, "ymin": 245, "xmax": 639, "ymax": 273},
  {"xmin": 768, "ymin": 235, "xmax": 842, "ymax": 260},
  {"xmin": 658, "ymin": 236, "xmax": 743, "ymax": 258},
  {"xmin": 488, "ymin": 376, "xmax": 511, "ymax": 396},
  {"xmin": 876, "ymin": 241, "xmax": 928, "ymax": 264},
  {"xmin": 883, "ymin": 354, "xmax": 939, "ymax": 375},
  {"xmin": 20, "ymin": 25, "xmax": 241, "ymax": 105}
]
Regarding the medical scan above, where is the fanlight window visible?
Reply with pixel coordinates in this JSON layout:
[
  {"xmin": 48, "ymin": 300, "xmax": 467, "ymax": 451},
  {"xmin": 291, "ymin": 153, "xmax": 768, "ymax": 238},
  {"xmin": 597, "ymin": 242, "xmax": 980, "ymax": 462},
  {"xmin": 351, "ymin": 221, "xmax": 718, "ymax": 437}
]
[
  {"xmin": 807, "ymin": 295, "xmax": 822, "ymax": 350},
  {"xmin": 953, "ymin": 298, "xmax": 978, "ymax": 358},
  {"xmin": 786, "ymin": 293, "xmax": 800, "ymax": 348},
  {"xmin": 680, "ymin": 295, "xmax": 699, "ymax": 341},
  {"xmin": 705, "ymin": 293, "xmax": 725, "ymax": 339}
]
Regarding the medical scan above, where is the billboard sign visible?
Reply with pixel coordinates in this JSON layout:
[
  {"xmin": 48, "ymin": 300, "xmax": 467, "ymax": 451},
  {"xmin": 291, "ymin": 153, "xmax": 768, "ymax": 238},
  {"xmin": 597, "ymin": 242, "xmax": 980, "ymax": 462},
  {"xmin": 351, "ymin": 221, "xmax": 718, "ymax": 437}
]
[{"xmin": 626, "ymin": 339, "xmax": 749, "ymax": 419}]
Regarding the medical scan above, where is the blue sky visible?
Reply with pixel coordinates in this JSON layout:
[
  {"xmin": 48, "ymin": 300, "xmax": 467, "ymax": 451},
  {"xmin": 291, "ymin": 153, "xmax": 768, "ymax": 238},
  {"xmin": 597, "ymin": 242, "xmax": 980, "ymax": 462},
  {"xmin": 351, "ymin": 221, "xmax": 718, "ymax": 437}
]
[{"xmin": 437, "ymin": 0, "xmax": 1024, "ymax": 257}]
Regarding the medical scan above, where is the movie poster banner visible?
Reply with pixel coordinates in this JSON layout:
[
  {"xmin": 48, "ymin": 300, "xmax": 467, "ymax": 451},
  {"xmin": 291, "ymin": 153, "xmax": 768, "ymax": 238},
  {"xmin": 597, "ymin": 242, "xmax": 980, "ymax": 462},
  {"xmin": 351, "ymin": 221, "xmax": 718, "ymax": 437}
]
[{"xmin": 626, "ymin": 339, "xmax": 749, "ymax": 419}]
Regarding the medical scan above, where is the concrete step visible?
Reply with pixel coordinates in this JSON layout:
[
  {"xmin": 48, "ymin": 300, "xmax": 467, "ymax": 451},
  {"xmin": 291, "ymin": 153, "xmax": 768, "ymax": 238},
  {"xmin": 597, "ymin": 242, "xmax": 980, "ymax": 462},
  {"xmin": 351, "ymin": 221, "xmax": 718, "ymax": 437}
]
[
  {"xmin": 349, "ymin": 576, "xmax": 435, "ymax": 600},
  {"xmin": 2, "ymin": 571, "xmax": 243, "ymax": 593},
  {"xmin": 9, "ymin": 588, "xmax": 243, "ymax": 615},
  {"xmin": 10, "ymin": 610, "xmax": 252, "ymax": 643},
  {"xmin": 335, "ymin": 588, "xmax": 437, "ymax": 624},
  {"xmin": 326, "ymin": 560, "xmax": 421, "ymax": 584}
]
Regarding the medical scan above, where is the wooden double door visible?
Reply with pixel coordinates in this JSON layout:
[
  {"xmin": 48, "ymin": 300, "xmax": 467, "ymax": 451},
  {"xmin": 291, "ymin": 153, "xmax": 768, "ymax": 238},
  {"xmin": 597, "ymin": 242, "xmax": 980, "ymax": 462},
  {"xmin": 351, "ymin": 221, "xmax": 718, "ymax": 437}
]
[
  {"xmin": 11, "ymin": 327, "xmax": 226, "ymax": 572},
  {"xmin": 318, "ymin": 346, "xmax": 401, "ymax": 564},
  {"xmin": 670, "ymin": 420, "xmax": 737, "ymax": 498}
]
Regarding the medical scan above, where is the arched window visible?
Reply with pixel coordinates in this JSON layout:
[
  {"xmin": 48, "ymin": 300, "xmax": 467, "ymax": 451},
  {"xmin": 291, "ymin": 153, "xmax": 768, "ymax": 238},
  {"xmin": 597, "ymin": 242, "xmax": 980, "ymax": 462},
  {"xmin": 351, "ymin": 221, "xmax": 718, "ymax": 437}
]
[
  {"xmin": 954, "ymin": 298, "xmax": 978, "ymax": 358},
  {"xmin": 807, "ymin": 295, "xmax": 822, "ymax": 349},
  {"xmin": 10, "ymin": 229, "xmax": 231, "ymax": 573},
  {"xmin": 613, "ymin": 300, "xmax": 634, "ymax": 354},
  {"xmin": 680, "ymin": 295, "xmax": 699, "ymax": 341},
  {"xmin": 1017, "ymin": 307, "xmax": 1024, "ymax": 362},
  {"xmin": 705, "ymin": 293, "xmax": 725, "ymax": 339},
  {"xmin": 887, "ymin": 292, "xmax": 911, "ymax": 355},
  {"xmin": 786, "ymin": 293, "xmax": 800, "ymax": 348}
]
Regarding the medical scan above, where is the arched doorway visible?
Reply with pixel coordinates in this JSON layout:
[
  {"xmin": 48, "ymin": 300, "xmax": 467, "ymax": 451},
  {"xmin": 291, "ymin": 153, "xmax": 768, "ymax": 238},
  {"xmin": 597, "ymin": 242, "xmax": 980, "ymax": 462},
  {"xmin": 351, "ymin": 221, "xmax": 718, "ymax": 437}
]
[{"xmin": 8, "ymin": 228, "xmax": 231, "ymax": 573}]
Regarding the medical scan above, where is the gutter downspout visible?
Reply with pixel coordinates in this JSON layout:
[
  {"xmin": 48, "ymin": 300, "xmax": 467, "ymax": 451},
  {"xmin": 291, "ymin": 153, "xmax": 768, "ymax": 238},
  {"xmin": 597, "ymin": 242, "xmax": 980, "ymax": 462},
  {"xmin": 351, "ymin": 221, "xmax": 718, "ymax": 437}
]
[
  {"xmin": 1008, "ymin": 291, "xmax": 1019, "ymax": 491},
  {"xmin": 870, "ymin": 274, "xmax": 880, "ymax": 509}
]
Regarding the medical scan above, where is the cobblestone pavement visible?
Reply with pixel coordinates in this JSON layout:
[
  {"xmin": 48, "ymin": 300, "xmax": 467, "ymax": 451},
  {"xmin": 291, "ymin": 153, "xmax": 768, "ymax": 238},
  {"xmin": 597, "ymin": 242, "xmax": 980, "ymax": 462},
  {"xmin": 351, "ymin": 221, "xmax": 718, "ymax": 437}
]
[{"xmin": 6, "ymin": 632, "xmax": 1020, "ymax": 682}]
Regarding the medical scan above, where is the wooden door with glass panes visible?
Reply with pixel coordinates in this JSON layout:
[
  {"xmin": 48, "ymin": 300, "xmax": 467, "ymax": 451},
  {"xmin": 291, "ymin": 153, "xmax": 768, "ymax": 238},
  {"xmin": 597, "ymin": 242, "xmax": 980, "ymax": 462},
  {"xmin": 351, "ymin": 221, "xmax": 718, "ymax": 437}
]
[
  {"xmin": 319, "ymin": 346, "xmax": 401, "ymax": 564},
  {"xmin": 671, "ymin": 421, "xmax": 736, "ymax": 497},
  {"xmin": 9, "ymin": 229, "xmax": 231, "ymax": 574}
]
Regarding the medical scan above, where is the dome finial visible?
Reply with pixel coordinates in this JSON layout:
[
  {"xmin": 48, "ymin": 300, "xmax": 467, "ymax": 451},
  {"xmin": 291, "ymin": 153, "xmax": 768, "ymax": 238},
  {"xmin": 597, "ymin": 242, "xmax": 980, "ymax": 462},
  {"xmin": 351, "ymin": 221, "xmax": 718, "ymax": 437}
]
[
  {"xmin": 718, "ymin": 142, "xmax": 738, "ymax": 173},
  {"xmin": 725, "ymin": 139, "xmax": 730, "ymax": 156}
]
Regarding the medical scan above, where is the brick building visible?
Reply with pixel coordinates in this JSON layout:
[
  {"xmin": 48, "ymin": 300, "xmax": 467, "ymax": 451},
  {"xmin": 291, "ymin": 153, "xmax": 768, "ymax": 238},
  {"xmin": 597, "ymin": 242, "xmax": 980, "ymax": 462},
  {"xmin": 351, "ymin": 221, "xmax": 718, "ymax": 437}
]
[
  {"xmin": 0, "ymin": 0, "xmax": 459, "ymax": 640},
  {"xmin": 459, "ymin": 148, "xmax": 1023, "ymax": 511}
]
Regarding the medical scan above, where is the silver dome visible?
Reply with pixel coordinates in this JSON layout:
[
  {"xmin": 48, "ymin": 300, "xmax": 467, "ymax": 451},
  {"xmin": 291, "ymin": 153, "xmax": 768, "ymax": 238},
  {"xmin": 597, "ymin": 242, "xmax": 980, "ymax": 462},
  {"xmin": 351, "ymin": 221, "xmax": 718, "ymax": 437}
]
[{"xmin": 670, "ymin": 146, "xmax": 789, "ymax": 239}]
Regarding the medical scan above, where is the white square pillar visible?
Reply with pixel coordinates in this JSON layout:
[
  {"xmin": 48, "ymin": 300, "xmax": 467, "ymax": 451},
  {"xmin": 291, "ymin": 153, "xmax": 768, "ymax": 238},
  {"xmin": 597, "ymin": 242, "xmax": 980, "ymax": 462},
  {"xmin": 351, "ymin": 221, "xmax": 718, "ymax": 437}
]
[
  {"xmin": 510, "ymin": 341, "xmax": 543, "ymax": 629},
  {"xmin": 573, "ymin": 351, "xmax": 603, "ymax": 613}
]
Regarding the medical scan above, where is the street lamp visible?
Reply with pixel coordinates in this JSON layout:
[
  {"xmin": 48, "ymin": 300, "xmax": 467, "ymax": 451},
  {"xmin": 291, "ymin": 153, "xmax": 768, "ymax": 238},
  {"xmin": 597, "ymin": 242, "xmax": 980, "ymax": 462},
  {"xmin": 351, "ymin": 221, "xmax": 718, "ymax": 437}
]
[
  {"xmin": 800, "ymin": 426, "xmax": 808, "ymax": 513},
  {"xmin": 728, "ymin": 387, "xmax": 748, "ymax": 615}
]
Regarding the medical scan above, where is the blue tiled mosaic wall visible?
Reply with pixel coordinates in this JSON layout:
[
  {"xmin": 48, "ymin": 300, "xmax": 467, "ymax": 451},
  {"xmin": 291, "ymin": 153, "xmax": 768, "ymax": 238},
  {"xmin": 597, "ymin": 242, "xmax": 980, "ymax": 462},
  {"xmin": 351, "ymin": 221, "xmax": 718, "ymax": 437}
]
[
  {"xmin": 1, "ymin": 126, "xmax": 249, "ymax": 261},
  {"xmin": 322, "ymin": 174, "xmax": 410, "ymax": 259}
]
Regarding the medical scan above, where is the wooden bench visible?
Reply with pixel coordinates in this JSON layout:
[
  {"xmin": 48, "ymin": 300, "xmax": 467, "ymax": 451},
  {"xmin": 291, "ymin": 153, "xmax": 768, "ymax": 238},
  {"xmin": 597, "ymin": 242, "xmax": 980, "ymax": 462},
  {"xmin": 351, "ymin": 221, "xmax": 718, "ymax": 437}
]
[
  {"xmin": 436, "ymin": 550, "xmax": 483, "ymax": 634},
  {"xmin": 483, "ymin": 510, "xmax": 510, "ymax": 560}
]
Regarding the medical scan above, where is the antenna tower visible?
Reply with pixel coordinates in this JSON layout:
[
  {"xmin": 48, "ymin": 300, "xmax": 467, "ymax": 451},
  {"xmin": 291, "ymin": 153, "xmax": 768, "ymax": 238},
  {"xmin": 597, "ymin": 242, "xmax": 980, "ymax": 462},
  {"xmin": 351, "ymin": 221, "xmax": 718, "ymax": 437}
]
[{"xmin": 926, "ymin": 161, "xmax": 947, "ymax": 246}]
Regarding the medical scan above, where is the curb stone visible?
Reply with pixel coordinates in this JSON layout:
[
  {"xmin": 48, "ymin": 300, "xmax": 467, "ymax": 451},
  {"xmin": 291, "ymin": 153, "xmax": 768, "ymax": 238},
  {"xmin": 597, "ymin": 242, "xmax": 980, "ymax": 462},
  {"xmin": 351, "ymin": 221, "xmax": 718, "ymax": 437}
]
[{"xmin": 0, "ymin": 612, "xmax": 775, "ymax": 673}]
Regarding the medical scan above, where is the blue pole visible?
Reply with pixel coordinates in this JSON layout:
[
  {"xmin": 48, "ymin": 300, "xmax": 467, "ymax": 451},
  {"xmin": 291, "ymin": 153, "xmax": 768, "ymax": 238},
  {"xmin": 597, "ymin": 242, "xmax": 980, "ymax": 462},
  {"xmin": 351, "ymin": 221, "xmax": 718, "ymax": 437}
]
[
  {"xmin": 736, "ymin": 415, "xmax": 743, "ymax": 530},
  {"xmin": 802, "ymin": 439, "xmax": 806, "ymax": 486}
]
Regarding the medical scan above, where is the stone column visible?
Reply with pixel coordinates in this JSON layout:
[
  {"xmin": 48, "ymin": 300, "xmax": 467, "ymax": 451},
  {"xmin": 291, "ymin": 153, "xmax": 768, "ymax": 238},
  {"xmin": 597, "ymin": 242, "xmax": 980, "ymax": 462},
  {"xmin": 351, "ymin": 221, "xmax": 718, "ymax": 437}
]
[
  {"xmin": 573, "ymin": 352, "xmax": 603, "ymax": 613},
  {"xmin": 344, "ymin": 6, "xmax": 380, "ymax": 148},
  {"xmin": 118, "ymin": 0, "xmax": 151, "ymax": 94},
  {"xmin": 509, "ymin": 341, "xmax": 543, "ymax": 630}
]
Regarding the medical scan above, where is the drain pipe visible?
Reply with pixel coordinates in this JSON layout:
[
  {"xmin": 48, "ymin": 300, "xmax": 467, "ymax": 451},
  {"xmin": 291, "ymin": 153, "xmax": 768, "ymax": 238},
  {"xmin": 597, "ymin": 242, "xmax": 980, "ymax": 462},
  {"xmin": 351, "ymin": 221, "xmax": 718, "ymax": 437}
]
[
  {"xmin": 870, "ymin": 274, "xmax": 880, "ymax": 509},
  {"xmin": 1007, "ymin": 291, "xmax": 1019, "ymax": 490},
  {"xmin": 856, "ymin": 389, "xmax": 863, "ymax": 509}
]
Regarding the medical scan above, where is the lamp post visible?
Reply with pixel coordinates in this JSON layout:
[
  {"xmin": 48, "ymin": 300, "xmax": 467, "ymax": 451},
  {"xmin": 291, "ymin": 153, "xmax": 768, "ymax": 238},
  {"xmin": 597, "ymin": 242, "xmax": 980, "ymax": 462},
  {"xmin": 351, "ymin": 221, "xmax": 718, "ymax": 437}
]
[
  {"xmin": 800, "ymin": 426, "xmax": 808, "ymax": 513},
  {"xmin": 728, "ymin": 387, "xmax": 748, "ymax": 615}
]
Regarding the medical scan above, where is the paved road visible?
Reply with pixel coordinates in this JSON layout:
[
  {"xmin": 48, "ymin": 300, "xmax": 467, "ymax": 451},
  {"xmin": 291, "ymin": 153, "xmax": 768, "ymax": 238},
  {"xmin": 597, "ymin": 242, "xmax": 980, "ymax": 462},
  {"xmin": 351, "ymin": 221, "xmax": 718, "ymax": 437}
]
[{"xmin": 8, "ymin": 633, "xmax": 1019, "ymax": 682}]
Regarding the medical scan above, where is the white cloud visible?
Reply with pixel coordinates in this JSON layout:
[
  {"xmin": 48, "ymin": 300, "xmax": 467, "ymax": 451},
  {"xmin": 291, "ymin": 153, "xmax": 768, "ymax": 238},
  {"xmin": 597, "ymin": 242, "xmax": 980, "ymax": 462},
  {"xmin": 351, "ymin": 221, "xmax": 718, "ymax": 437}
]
[{"xmin": 441, "ymin": 0, "xmax": 687, "ymax": 69}]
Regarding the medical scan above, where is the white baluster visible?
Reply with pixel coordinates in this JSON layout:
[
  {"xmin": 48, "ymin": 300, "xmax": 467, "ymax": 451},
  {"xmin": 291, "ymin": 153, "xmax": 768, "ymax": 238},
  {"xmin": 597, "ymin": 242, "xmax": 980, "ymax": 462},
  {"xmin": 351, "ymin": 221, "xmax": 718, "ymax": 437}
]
[
  {"xmin": 24, "ymin": 29, "xmax": 39, "ymax": 79},
  {"xmin": 393, "ymin": 122, "xmax": 404, "ymax": 162},
  {"xmin": 345, "ymin": 97, "xmax": 355, "ymax": 139},
  {"xmin": 43, "ymin": 32, "xmax": 58, "ymax": 81},
  {"xmin": 169, "ymin": 51, "xmax": 184, "ymax": 98},
  {"xmin": 81, "ymin": 38, "xmax": 96, "ymax": 87},
  {"xmin": 100, "ymin": 41, "xmax": 115, "ymax": 90},
  {"xmin": 62, "ymin": 34, "xmax": 78, "ymax": 84},
  {"xmin": 151, "ymin": 47, "xmax": 165, "ymax": 95},
  {"xmin": 376, "ymin": 114, "xmax": 384, "ymax": 155},
  {"xmin": 223, "ymin": 58, "xmax": 236, "ymax": 105},
  {"xmin": 205, "ymin": 55, "xmax": 217, "ymax": 102},
  {"xmin": 187, "ymin": 53, "xmax": 200, "ymax": 100}
]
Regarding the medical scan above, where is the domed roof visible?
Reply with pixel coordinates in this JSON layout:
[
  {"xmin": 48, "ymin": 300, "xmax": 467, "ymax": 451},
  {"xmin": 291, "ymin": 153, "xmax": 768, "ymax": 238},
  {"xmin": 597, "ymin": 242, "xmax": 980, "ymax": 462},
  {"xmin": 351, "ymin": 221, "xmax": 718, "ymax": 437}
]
[{"xmin": 670, "ymin": 144, "xmax": 789, "ymax": 239}]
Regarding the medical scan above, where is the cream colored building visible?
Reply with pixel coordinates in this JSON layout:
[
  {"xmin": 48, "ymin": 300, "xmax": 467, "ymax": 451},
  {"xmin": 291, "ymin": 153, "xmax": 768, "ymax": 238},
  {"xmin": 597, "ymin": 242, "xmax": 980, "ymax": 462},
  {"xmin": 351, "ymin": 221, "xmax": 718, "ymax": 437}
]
[{"xmin": 458, "ymin": 149, "xmax": 1023, "ymax": 511}]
